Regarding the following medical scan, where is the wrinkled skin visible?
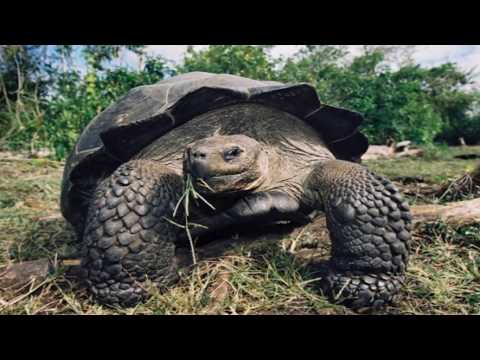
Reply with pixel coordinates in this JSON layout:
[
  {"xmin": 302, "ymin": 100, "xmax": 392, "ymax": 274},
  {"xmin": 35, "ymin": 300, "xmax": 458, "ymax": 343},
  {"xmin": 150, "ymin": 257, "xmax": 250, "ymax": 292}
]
[
  {"xmin": 183, "ymin": 134, "xmax": 269, "ymax": 195},
  {"xmin": 79, "ymin": 103, "xmax": 411, "ymax": 309}
]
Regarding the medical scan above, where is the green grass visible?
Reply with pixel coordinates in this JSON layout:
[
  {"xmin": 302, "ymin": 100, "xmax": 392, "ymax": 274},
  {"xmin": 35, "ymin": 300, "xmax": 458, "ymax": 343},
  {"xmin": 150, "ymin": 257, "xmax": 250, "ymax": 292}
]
[
  {"xmin": 398, "ymin": 223, "xmax": 480, "ymax": 314},
  {"xmin": 0, "ymin": 147, "xmax": 479, "ymax": 314},
  {"xmin": 365, "ymin": 145, "xmax": 480, "ymax": 184}
]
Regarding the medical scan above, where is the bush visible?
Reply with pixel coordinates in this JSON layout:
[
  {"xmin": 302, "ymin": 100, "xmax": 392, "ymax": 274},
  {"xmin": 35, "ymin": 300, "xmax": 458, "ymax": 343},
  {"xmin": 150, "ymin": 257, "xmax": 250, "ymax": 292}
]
[{"xmin": 436, "ymin": 114, "xmax": 480, "ymax": 145}]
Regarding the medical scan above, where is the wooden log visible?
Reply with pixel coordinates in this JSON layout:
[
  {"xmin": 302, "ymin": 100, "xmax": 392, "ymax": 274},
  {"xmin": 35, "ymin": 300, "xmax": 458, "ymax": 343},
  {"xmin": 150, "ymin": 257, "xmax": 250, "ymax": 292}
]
[
  {"xmin": 411, "ymin": 198, "xmax": 480, "ymax": 227},
  {"xmin": 362, "ymin": 143, "xmax": 424, "ymax": 160}
]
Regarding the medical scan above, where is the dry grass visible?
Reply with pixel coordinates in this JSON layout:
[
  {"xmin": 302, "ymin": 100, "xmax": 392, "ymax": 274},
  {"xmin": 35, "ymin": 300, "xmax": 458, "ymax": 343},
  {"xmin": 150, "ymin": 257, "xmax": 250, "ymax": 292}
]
[{"xmin": 1, "ymin": 148, "xmax": 479, "ymax": 315}]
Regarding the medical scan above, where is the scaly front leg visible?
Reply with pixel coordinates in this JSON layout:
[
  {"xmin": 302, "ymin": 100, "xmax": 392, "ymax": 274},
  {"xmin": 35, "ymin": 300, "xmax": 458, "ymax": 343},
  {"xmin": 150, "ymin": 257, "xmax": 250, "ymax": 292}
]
[
  {"xmin": 305, "ymin": 160, "xmax": 412, "ymax": 309},
  {"xmin": 80, "ymin": 160, "xmax": 184, "ymax": 307}
]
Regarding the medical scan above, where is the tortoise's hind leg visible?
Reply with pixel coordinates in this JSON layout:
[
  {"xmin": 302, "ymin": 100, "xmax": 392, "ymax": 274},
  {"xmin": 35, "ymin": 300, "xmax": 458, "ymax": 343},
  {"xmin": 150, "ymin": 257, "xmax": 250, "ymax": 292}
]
[
  {"xmin": 80, "ymin": 160, "xmax": 183, "ymax": 307},
  {"xmin": 305, "ymin": 160, "xmax": 412, "ymax": 309}
]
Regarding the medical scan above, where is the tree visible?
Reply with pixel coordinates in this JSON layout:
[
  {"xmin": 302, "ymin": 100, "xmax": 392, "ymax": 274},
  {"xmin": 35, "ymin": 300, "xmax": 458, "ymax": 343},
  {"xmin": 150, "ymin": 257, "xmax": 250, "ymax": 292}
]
[
  {"xmin": 276, "ymin": 45, "xmax": 350, "ymax": 104},
  {"xmin": 178, "ymin": 45, "xmax": 276, "ymax": 80},
  {"xmin": 82, "ymin": 45, "xmax": 146, "ymax": 71},
  {"xmin": 393, "ymin": 63, "xmax": 479, "ymax": 144},
  {"xmin": 2, "ymin": 44, "xmax": 479, "ymax": 159},
  {"xmin": 361, "ymin": 45, "xmax": 417, "ymax": 67},
  {"xmin": 0, "ymin": 45, "xmax": 51, "ymax": 147},
  {"xmin": 45, "ymin": 54, "xmax": 175, "ymax": 158},
  {"xmin": 277, "ymin": 46, "xmax": 478, "ymax": 145},
  {"xmin": 1, "ymin": 45, "xmax": 175, "ymax": 158}
]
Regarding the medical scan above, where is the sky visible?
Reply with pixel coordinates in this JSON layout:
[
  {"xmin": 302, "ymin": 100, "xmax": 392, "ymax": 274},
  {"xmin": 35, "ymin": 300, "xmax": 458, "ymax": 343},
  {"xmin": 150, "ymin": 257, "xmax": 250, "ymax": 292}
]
[{"xmin": 125, "ymin": 45, "xmax": 480, "ymax": 85}]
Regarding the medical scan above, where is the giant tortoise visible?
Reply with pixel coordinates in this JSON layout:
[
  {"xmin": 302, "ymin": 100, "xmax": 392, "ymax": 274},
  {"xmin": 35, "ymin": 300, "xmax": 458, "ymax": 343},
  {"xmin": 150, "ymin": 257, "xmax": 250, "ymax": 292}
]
[{"xmin": 60, "ymin": 72, "xmax": 412, "ymax": 309}]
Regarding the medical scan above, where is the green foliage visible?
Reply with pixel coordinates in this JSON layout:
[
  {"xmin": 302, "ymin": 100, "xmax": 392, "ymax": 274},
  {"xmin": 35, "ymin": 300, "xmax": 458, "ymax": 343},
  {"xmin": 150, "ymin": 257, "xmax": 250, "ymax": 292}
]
[
  {"xmin": 278, "ymin": 48, "xmax": 476, "ymax": 145},
  {"xmin": 45, "ymin": 57, "xmax": 175, "ymax": 159},
  {"xmin": 277, "ymin": 46, "xmax": 349, "ymax": 101},
  {"xmin": 1, "ymin": 46, "xmax": 174, "ymax": 159},
  {"xmin": 355, "ymin": 68, "xmax": 443, "ymax": 144},
  {"xmin": 1, "ymin": 45, "xmax": 479, "ymax": 160},
  {"xmin": 392, "ymin": 63, "xmax": 479, "ymax": 144},
  {"xmin": 178, "ymin": 45, "xmax": 276, "ymax": 80},
  {"xmin": 82, "ymin": 45, "xmax": 145, "ymax": 71}
]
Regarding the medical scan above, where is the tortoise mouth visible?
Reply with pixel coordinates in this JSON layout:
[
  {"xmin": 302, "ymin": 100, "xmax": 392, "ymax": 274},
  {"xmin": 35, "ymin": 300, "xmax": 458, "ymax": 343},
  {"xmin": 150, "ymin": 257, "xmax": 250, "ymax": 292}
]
[
  {"xmin": 190, "ymin": 171, "xmax": 248, "ymax": 193},
  {"xmin": 188, "ymin": 170, "xmax": 266, "ymax": 196}
]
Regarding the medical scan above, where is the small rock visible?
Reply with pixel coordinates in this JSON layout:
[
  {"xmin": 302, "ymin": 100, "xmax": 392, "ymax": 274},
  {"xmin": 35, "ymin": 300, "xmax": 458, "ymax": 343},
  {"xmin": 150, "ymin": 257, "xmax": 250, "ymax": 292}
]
[{"xmin": 0, "ymin": 259, "xmax": 50, "ymax": 288}]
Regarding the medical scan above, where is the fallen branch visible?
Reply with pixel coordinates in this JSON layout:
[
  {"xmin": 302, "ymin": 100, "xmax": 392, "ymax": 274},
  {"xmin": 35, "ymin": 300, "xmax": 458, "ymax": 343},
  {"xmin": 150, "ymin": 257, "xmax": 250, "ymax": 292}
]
[
  {"xmin": 411, "ymin": 198, "xmax": 480, "ymax": 228},
  {"xmin": 362, "ymin": 142, "xmax": 424, "ymax": 161}
]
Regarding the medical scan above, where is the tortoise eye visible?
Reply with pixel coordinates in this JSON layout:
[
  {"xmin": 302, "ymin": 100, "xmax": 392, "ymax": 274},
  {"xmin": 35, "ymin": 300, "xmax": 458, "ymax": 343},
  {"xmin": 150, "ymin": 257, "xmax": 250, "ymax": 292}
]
[{"xmin": 223, "ymin": 147, "xmax": 243, "ymax": 161}]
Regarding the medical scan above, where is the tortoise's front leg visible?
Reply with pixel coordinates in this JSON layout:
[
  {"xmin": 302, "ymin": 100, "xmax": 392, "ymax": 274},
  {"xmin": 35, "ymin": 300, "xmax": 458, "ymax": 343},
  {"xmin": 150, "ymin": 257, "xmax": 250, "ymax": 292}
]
[
  {"xmin": 80, "ymin": 160, "xmax": 183, "ymax": 307},
  {"xmin": 305, "ymin": 160, "xmax": 412, "ymax": 309}
]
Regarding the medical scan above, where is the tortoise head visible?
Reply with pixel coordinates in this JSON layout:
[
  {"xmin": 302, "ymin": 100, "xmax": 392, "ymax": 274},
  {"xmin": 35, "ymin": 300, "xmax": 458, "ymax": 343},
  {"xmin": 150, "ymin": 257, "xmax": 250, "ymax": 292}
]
[{"xmin": 183, "ymin": 135, "xmax": 268, "ymax": 195}]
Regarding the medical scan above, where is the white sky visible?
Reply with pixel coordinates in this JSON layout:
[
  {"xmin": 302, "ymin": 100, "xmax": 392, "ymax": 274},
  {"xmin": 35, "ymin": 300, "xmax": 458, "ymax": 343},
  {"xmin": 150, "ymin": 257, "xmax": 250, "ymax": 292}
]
[{"xmin": 115, "ymin": 45, "xmax": 480, "ymax": 86}]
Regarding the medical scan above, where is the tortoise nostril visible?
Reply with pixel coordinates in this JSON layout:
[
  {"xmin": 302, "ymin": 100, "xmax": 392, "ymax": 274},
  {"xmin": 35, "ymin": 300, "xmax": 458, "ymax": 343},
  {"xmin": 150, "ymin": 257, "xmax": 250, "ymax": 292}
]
[{"xmin": 193, "ymin": 151, "xmax": 207, "ymax": 159}]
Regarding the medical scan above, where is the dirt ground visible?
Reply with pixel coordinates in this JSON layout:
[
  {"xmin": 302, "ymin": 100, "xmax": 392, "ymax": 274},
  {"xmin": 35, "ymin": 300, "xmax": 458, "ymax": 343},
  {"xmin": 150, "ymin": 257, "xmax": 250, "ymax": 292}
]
[{"xmin": 0, "ymin": 147, "xmax": 479, "ymax": 314}]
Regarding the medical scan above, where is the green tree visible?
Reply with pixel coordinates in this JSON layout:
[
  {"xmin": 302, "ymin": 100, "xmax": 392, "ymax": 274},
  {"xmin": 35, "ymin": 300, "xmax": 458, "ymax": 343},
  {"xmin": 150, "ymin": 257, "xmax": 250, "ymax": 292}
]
[
  {"xmin": 0, "ymin": 45, "xmax": 52, "ymax": 148},
  {"xmin": 277, "ymin": 45, "xmax": 349, "ymax": 102},
  {"xmin": 2, "ymin": 44, "xmax": 479, "ymax": 160},
  {"xmin": 45, "ymin": 55, "xmax": 175, "ymax": 158},
  {"xmin": 178, "ymin": 45, "xmax": 276, "ymax": 80},
  {"xmin": 1, "ymin": 45, "xmax": 175, "ymax": 158},
  {"xmin": 277, "ymin": 46, "xmax": 478, "ymax": 145}
]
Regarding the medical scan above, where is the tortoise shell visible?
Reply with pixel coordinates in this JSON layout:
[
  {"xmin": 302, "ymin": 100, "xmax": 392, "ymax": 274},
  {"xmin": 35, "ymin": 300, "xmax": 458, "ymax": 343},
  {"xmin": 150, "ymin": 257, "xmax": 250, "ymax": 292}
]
[{"xmin": 61, "ymin": 72, "xmax": 368, "ymax": 225}]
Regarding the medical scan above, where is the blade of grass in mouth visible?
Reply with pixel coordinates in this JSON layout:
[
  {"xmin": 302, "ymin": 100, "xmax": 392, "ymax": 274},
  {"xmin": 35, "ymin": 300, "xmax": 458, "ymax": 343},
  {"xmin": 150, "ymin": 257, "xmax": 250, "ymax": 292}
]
[{"xmin": 172, "ymin": 174, "xmax": 217, "ymax": 265}]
